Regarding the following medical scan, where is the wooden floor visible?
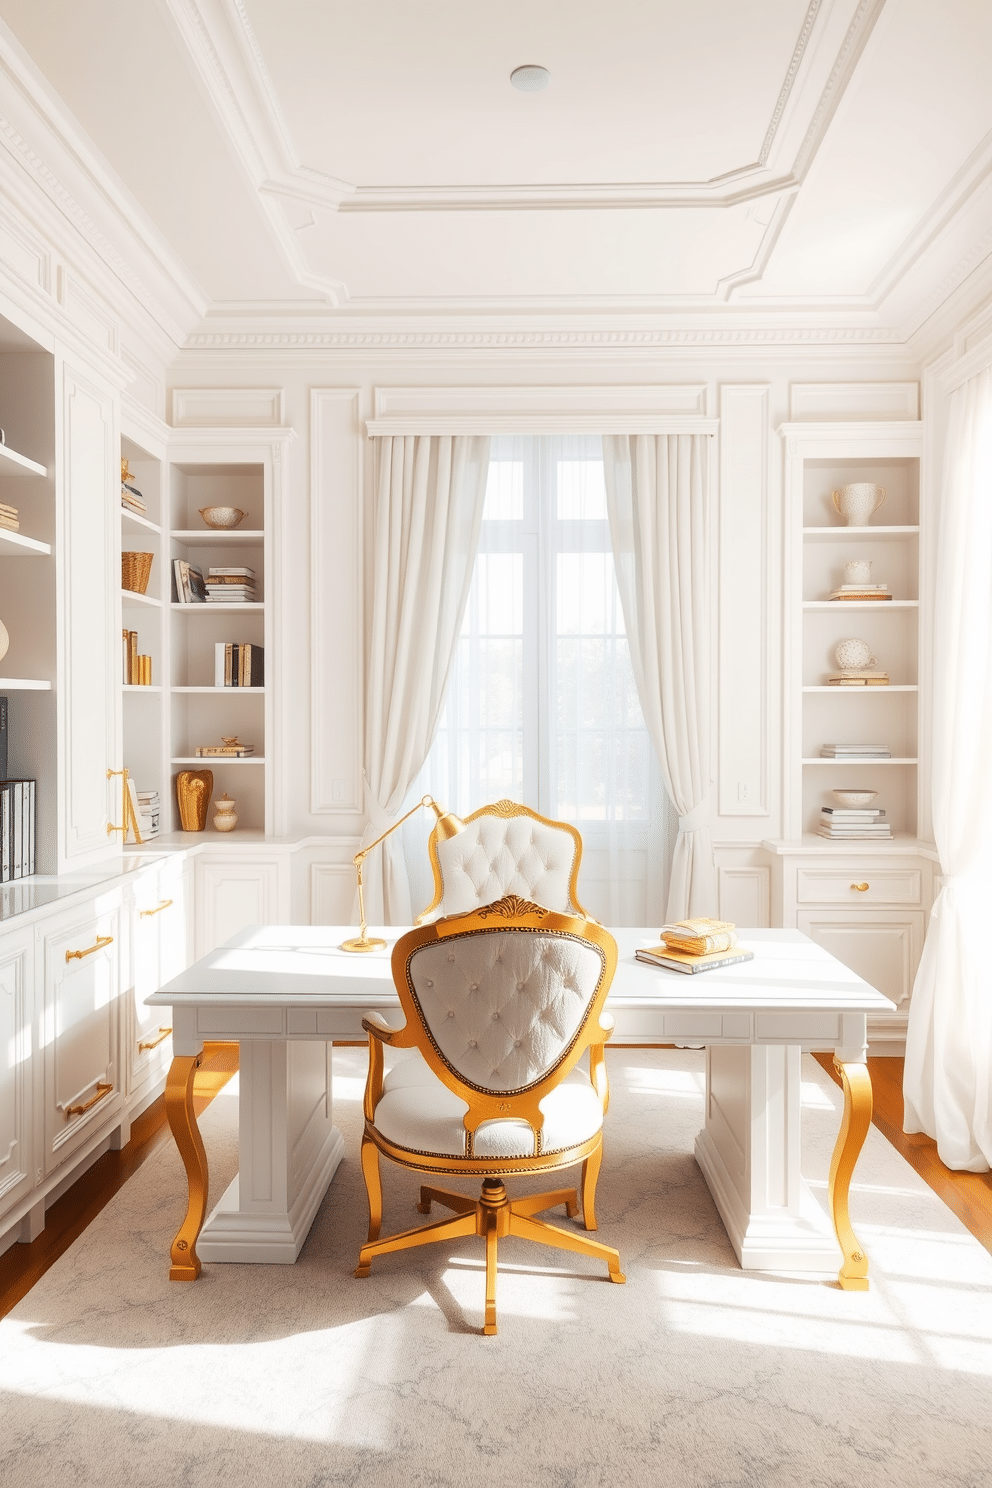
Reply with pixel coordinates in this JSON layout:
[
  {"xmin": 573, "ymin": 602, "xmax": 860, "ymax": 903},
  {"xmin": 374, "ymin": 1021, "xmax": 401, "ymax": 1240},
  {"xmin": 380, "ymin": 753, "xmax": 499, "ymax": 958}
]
[{"xmin": 2, "ymin": 1049, "xmax": 990, "ymax": 1320}]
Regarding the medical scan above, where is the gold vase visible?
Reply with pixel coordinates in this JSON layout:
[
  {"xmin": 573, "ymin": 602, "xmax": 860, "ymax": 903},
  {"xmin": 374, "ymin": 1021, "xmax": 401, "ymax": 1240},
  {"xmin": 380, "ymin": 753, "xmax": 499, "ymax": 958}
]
[{"xmin": 176, "ymin": 769, "xmax": 213, "ymax": 831}]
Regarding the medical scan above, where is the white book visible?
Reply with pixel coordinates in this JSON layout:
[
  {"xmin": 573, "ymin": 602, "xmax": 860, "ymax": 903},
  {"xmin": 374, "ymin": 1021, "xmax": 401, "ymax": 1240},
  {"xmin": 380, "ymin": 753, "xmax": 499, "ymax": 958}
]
[{"xmin": 215, "ymin": 641, "xmax": 226, "ymax": 688}]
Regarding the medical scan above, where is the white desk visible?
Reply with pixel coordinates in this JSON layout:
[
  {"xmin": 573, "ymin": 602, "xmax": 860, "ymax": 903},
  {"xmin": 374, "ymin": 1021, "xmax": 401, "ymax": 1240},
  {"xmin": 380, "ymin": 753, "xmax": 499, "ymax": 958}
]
[{"xmin": 150, "ymin": 926, "xmax": 894, "ymax": 1289}]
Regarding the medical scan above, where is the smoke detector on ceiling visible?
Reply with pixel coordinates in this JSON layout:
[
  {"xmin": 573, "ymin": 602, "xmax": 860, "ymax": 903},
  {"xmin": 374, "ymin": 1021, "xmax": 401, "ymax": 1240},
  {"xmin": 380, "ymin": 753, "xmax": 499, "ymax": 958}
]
[{"xmin": 510, "ymin": 65, "xmax": 551, "ymax": 92}]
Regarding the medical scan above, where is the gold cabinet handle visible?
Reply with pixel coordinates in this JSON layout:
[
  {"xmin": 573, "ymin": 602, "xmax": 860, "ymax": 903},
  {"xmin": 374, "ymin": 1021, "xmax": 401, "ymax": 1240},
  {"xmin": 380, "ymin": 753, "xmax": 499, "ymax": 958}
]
[
  {"xmin": 140, "ymin": 899, "xmax": 173, "ymax": 919},
  {"xmin": 851, "ymin": 882, "xmax": 870, "ymax": 893},
  {"xmin": 138, "ymin": 1026, "xmax": 172, "ymax": 1052},
  {"xmin": 65, "ymin": 1082, "xmax": 113, "ymax": 1120},
  {"xmin": 65, "ymin": 935, "xmax": 113, "ymax": 963}
]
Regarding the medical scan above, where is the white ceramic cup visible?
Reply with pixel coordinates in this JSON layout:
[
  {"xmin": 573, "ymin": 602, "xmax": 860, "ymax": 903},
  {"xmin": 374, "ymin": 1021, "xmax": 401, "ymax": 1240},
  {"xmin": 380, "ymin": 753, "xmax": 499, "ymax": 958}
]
[
  {"xmin": 832, "ymin": 484, "xmax": 885, "ymax": 526},
  {"xmin": 844, "ymin": 559, "xmax": 873, "ymax": 584},
  {"xmin": 834, "ymin": 638, "xmax": 877, "ymax": 670}
]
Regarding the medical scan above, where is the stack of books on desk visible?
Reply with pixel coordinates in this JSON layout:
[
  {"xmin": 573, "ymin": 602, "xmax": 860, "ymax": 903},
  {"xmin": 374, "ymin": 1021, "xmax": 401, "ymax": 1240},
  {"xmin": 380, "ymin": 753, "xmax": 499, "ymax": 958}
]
[
  {"xmin": 0, "ymin": 501, "xmax": 19, "ymax": 532},
  {"xmin": 205, "ymin": 568, "xmax": 256, "ymax": 602},
  {"xmin": 820, "ymin": 744, "xmax": 891, "ymax": 759},
  {"xmin": 635, "ymin": 918, "xmax": 754, "ymax": 974},
  {"xmin": 817, "ymin": 807, "xmax": 891, "ymax": 839},
  {"xmin": 828, "ymin": 584, "xmax": 891, "ymax": 601}
]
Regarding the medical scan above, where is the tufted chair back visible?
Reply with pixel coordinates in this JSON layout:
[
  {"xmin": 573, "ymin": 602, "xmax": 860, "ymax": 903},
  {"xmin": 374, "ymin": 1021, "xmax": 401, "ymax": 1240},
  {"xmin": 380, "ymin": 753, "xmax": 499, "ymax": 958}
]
[{"xmin": 418, "ymin": 800, "xmax": 587, "ymax": 922}]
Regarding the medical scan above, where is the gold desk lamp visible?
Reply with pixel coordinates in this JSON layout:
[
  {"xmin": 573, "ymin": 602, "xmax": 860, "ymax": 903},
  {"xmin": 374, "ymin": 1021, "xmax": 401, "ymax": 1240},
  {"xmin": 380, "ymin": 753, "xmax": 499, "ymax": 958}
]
[{"xmin": 341, "ymin": 794, "xmax": 463, "ymax": 953}]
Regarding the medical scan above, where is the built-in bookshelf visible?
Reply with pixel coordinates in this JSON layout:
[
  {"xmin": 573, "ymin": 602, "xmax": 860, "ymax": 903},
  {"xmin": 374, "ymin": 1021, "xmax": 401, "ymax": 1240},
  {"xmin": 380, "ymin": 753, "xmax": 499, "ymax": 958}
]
[{"xmin": 120, "ymin": 429, "xmax": 169, "ymax": 844}]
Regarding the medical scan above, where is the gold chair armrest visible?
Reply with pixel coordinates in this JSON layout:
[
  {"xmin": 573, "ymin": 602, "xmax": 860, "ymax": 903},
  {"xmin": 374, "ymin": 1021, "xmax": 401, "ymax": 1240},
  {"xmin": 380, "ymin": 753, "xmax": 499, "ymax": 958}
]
[{"xmin": 361, "ymin": 1012, "xmax": 404, "ymax": 1045}]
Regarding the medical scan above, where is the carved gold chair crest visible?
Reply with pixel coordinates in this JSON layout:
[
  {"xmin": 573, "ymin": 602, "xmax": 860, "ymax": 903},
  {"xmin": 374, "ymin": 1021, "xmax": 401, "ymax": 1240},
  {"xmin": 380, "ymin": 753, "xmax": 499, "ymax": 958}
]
[{"xmin": 355, "ymin": 894, "xmax": 625, "ymax": 1335}]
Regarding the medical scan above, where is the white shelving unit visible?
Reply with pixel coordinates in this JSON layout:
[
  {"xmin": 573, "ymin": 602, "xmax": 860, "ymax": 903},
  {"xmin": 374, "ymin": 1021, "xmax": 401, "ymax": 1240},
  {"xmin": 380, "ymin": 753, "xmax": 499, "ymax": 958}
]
[{"xmin": 766, "ymin": 420, "xmax": 935, "ymax": 1049}]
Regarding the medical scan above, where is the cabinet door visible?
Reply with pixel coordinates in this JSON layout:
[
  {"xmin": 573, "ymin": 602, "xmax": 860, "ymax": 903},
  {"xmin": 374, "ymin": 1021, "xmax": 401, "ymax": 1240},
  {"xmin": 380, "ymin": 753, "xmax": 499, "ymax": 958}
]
[
  {"xmin": 42, "ymin": 898, "xmax": 122, "ymax": 1174},
  {"xmin": 195, "ymin": 857, "xmax": 285, "ymax": 958},
  {"xmin": 797, "ymin": 909, "xmax": 924, "ymax": 1012},
  {"xmin": 129, "ymin": 858, "xmax": 191, "ymax": 1093},
  {"xmin": 58, "ymin": 364, "xmax": 119, "ymax": 867},
  {"xmin": 0, "ymin": 928, "xmax": 36, "ymax": 1224}
]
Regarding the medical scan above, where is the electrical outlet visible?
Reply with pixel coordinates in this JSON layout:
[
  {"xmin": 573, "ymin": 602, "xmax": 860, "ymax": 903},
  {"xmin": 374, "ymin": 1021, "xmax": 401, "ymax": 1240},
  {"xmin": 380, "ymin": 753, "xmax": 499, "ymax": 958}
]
[
  {"xmin": 331, "ymin": 778, "xmax": 348, "ymax": 803},
  {"xmin": 738, "ymin": 781, "xmax": 750, "ymax": 803}
]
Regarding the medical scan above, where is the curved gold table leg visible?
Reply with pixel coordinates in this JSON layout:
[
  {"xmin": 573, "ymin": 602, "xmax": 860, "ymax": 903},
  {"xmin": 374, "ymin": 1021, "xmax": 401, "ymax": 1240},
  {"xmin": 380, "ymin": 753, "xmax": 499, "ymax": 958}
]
[
  {"xmin": 164, "ymin": 1053, "xmax": 207, "ymax": 1281},
  {"xmin": 829, "ymin": 1058, "xmax": 872, "ymax": 1292}
]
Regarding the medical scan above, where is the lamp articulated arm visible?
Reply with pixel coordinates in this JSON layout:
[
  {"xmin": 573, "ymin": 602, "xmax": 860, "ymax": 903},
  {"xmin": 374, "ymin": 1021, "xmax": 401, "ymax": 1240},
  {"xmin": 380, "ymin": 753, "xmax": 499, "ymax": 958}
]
[{"xmin": 340, "ymin": 795, "xmax": 463, "ymax": 953}]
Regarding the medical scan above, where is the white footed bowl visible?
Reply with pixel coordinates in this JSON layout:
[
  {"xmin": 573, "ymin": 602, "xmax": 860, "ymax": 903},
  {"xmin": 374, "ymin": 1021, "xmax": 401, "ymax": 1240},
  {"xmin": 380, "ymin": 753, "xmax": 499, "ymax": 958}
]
[
  {"xmin": 199, "ymin": 506, "xmax": 247, "ymax": 529},
  {"xmin": 832, "ymin": 789, "xmax": 877, "ymax": 807}
]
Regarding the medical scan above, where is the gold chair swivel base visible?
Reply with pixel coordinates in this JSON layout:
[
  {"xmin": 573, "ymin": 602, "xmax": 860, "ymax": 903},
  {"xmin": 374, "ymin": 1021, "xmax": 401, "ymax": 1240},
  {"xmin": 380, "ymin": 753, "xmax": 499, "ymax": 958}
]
[
  {"xmin": 355, "ymin": 1176, "xmax": 625, "ymax": 1336},
  {"xmin": 340, "ymin": 934, "xmax": 387, "ymax": 953}
]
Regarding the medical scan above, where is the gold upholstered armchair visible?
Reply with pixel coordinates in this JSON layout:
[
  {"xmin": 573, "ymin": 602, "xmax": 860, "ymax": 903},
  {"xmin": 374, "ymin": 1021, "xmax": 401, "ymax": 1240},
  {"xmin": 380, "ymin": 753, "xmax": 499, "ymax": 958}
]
[
  {"xmin": 355, "ymin": 894, "xmax": 625, "ymax": 1335},
  {"xmin": 417, "ymin": 798, "xmax": 589, "ymax": 923}
]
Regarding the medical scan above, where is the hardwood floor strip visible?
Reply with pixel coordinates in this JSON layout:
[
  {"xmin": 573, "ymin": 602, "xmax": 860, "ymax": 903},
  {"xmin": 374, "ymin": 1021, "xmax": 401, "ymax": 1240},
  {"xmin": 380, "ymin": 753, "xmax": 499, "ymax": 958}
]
[{"xmin": 0, "ymin": 1044, "xmax": 238, "ymax": 1320}]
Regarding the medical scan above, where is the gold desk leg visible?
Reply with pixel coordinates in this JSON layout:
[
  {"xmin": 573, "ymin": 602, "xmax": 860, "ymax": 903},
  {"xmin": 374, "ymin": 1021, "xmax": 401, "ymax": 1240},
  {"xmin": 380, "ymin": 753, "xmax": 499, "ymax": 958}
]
[
  {"xmin": 164, "ymin": 1053, "xmax": 207, "ymax": 1281},
  {"xmin": 829, "ymin": 1058, "xmax": 872, "ymax": 1292}
]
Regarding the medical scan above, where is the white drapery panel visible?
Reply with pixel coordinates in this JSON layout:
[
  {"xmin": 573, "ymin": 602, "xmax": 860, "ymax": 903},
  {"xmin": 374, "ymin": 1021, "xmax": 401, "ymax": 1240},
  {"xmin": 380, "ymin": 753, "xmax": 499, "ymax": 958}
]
[
  {"xmin": 602, "ymin": 433, "xmax": 716, "ymax": 920},
  {"xmin": 903, "ymin": 368, "xmax": 992, "ymax": 1171},
  {"xmin": 362, "ymin": 433, "xmax": 491, "ymax": 923}
]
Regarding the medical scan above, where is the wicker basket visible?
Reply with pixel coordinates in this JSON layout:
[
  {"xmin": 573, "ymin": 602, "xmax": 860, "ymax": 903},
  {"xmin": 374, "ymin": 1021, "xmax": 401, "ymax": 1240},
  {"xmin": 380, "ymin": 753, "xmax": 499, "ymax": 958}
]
[{"xmin": 122, "ymin": 551, "xmax": 153, "ymax": 594}]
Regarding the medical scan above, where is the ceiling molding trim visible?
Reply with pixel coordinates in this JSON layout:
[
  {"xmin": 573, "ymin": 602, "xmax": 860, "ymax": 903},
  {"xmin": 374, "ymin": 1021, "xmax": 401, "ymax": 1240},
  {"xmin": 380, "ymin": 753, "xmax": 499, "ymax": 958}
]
[
  {"xmin": 790, "ymin": 0, "xmax": 887, "ymax": 180},
  {"xmin": 759, "ymin": 0, "xmax": 823, "ymax": 166}
]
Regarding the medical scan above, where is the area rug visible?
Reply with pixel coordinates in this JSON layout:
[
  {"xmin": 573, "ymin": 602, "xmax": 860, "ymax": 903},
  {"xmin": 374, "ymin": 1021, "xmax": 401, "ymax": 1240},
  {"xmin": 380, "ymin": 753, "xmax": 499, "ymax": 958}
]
[{"xmin": 2, "ymin": 1049, "xmax": 991, "ymax": 1488}]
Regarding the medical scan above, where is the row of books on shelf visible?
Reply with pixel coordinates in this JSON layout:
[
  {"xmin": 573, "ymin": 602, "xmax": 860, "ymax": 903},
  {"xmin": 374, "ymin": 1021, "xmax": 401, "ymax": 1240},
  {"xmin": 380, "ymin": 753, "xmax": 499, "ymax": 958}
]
[
  {"xmin": 0, "ymin": 501, "xmax": 19, "ymax": 532},
  {"xmin": 122, "ymin": 630, "xmax": 153, "ymax": 685},
  {"xmin": 1, "ymin": 779, "xmax": 36, "ymax": 881},
  {"xmin": 174, "ymin": 562, "xmax": 258, "ymax": 604},
  {"xmin": 214, "ymin": 643, "xmax": 263, "ymax": 687}
]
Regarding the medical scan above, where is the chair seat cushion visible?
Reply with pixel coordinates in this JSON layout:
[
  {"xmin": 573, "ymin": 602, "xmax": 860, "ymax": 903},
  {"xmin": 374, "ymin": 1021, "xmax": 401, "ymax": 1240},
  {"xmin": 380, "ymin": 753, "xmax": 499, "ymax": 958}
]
[{"xmin": 374, "ymin": 1050, "xmax": 602, "ymax": 1158}]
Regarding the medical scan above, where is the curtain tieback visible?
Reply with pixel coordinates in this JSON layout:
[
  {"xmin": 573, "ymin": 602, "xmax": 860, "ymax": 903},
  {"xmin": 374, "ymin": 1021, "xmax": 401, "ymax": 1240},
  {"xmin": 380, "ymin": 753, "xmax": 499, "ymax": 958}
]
[
  {"xmin": 678, "ymin": 798, "xmax": 710, "ymax": 833},
  {"xmin": 361, "ymin": 776, "xmax": 396, "ymax": 848}
]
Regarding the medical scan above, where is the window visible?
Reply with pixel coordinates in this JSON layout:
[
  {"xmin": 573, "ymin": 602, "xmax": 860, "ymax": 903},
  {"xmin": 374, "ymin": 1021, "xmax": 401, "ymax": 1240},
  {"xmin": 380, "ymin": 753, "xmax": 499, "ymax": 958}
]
[{"xmin": 406, "ymin": 435, "xmax": 675, "ymax": 923}]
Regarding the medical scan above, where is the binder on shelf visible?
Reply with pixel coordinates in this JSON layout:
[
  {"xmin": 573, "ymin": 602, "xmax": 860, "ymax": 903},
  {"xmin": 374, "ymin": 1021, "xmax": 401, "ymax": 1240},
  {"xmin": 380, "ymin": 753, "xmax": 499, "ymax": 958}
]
[
  {"xmin": 1, "ymin": 779, "xmax": 36, "ymax": 882},
  {"xmin": 0, "ymin": 694, "xmax": 7, "ymax": 780}
]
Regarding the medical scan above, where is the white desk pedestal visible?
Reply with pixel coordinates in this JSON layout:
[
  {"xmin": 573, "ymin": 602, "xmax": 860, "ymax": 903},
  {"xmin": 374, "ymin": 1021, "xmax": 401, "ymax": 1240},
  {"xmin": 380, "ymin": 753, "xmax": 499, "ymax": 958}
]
[
  {"xmin": 198, "ymin": 1040, "xmax": 344, "ymax": 1264},
  {"xmin": 694, "ymin": 1044, "xmax": 841, "ymax": 1272}
]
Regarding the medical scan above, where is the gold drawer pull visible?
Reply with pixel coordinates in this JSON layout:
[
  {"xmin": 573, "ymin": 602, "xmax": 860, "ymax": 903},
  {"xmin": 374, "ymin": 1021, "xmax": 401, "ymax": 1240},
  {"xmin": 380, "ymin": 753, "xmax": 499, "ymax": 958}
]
[
  {"xmin": 851, "ymin": 882, "xmax": 870, "ymax": 893},
  {"xmin": 65, "ymin": 935, "xmax": 113, "ymax": 962},
  {"xmin": 140, "ymin": 899, "xmax": 173, "ymax": 919},
  {"xmin": 65, "ymin": 1082, "xmax": 113, "ymax": 1120},
  {"xmin": 138, "ymin": 1026, "xmax": 172, "ymax": 1052}
]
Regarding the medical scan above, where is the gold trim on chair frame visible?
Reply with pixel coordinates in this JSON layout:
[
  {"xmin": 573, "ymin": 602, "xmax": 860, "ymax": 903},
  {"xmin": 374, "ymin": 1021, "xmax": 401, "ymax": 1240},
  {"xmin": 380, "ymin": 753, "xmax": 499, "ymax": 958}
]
[
  {"xmin": 416, "ymin": 798, "xmax": 589, "ymax": 924},
  {"xmin": 354, "ymin": 895, "xmax": 624, "ymax": 1334}
]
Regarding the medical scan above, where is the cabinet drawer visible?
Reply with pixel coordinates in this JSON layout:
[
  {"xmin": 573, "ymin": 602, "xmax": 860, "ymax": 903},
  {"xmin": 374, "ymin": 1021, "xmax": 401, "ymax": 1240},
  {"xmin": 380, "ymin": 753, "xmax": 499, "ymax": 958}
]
[{"xmin": 796, "ymin": 869, "xmax": 921, "ymax": 907}]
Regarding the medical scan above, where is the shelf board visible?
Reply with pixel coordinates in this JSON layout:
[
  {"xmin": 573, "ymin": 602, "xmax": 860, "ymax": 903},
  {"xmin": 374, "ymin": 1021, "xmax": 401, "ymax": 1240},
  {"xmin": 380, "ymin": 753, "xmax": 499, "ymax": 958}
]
[
  {"xmin": 0, "ymin": 442, "xmax": 47, "ymax": 478},
  {"xmin": 172, "ymin": 756, "xmax": 265, "ymax": 765},
  {"xmin": 0, "ymin": 676, "xmax": 51, "ymax": 690},
  {"xmin": 802, "ymin": 757, "xmax": 917, "ymax": 765},
  {"xmin": 0, "ymin": 529, "xmax": 51, "ymax": 557},
  {"xmin": 803, "ymin": 525, "xmax": 920, "ymax": 541},
  {"xmin": 803, "ymin": 599, "xmax": 918, "ymax": 609},
  {"xmin": 171, "ymin": 685, "xmax": 265, "ymax": 694},
  {"xmin": 171, "ymin": 529, "xmax": 263, "ymax": 546},
  {"xmin": 171, "ymin": 602, "xmax": 263, "ymax": 612},
  {"xmin": 123, "ymin": 684, "xmax": 162, "ymax": 693},
  {"xmin": 122, "ymin": 589, "xmax": 162, "ymax": 607},
  {"xmin": 803, "ymin": 685, "xmax": 918, "ymax": 693},
  {"xmin": 763, "ymin": 833, "xmax": 938, "ymax": 859},
  {"xmin": 122, "ymin": 509, "xmax": 161, "ymax": 534}
]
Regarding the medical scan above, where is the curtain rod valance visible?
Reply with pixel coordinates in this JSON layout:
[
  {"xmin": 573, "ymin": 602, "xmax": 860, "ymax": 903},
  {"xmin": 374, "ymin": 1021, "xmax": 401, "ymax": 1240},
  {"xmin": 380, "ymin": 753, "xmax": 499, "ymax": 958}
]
[{"xmin": 366, "ymin": 416, "xmax": 719, "ymax": 437}]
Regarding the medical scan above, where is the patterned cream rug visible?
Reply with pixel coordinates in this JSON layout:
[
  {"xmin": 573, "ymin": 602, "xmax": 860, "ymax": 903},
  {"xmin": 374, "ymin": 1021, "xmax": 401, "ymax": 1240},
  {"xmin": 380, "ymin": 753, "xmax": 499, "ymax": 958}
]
[{"xmin": 2, "ymin": 1048, "xmax": 991, "ymax": 1488}]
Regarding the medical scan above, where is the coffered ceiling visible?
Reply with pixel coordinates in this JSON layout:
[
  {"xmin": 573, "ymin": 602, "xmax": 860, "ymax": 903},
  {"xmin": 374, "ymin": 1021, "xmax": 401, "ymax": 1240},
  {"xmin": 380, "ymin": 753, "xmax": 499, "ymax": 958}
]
[{"xmin": 0, "ymin": 0, "xmax": 990, "ymax": 342}]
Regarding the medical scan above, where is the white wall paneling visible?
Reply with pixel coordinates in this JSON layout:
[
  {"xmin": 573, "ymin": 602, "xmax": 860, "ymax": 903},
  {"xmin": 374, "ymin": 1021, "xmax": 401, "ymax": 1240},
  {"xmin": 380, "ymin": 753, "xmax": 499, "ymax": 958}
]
[
  {"xmin": 194, "ymin": 854, "xmax": 290, "ymax": 960},
  {"xmin": 789, "ymin": 383, "xmax": 920, "ymax": 421},
  {"xmin": 171, "ymin": 388, "xmax": 285, "ymax": 427},
  {"xmin": 718, "ymin": 385, "xmax": 772, "ymax": 822},
  {"xmin": 310, "ymin": 388, "xmax": 363, "ymax": 815},
  {"xmin": 369, "ymin": 384, "xmax": 711, "ymax": 433},
  {"xmin": 718, "ymin": 865, "xmax": 771, "ymax": 928},
  {"xmin": 309, "ymin": 862, "xmax": 358, "ymax": 927}
]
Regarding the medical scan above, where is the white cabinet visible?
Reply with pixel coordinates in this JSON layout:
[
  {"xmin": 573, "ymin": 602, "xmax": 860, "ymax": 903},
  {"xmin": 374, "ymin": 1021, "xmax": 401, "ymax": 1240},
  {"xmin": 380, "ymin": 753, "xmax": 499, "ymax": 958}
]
[
  {"xmin": 127, "ymin": 854, "xmax": 192, "ymax": 1098},
  {"xmin": 41, "ymin": 893, "xmax": 123, "ymax": 1176},
  {"xmin": 58, "ymin": 363, "xmax": 120, "ymax": 867},
  {"xmin": 195, "ymin": 851, "xmax": 289, "ymax": 958},
  {"xmin": 0, "ymin": 926, "xmax": 36, "ymax": 1224}
]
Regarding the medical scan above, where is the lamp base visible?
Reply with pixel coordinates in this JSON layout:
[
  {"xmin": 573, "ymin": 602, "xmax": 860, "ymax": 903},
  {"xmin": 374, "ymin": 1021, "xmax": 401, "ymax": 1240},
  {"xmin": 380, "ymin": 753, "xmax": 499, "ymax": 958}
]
[{"xmin": 340, "ymin": 934, "xmax": 387, "ymax": 954}]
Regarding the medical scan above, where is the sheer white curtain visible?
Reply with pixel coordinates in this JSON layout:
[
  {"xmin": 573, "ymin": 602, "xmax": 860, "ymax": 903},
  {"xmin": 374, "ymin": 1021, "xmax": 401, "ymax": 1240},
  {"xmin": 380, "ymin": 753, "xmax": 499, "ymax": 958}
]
[
  {"xmin": 903, "ymin": 368, "xmax": 992, "ymax": 1171},
  {"xmin": 407, "ymin": 435, "xmax": 675, "ymax": 926},
  {"xmin": 602, "ymin": 433, "xmax": 716, "ymax": 921},
  {"xmin": 362, "ymin": 433, "xmax": 490, "ymax": 923}
]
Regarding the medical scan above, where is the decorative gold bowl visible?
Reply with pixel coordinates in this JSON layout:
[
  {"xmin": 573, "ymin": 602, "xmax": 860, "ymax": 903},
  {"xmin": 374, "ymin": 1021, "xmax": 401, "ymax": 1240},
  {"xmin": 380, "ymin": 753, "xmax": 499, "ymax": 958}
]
[
  {"xmin": 199, "ymin": 506, "xmax": 247, "ymax": 529},
  {"xmin": 832, "ymin": 789, "xmax": 877, "ymax": 807}
]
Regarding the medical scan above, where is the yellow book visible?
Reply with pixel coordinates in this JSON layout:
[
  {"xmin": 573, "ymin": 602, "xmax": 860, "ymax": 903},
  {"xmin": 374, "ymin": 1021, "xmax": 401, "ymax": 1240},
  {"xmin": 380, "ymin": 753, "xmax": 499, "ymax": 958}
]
[{"xmin": 635, "ymin": 944, "xmax": 754, "ymax": 975}]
